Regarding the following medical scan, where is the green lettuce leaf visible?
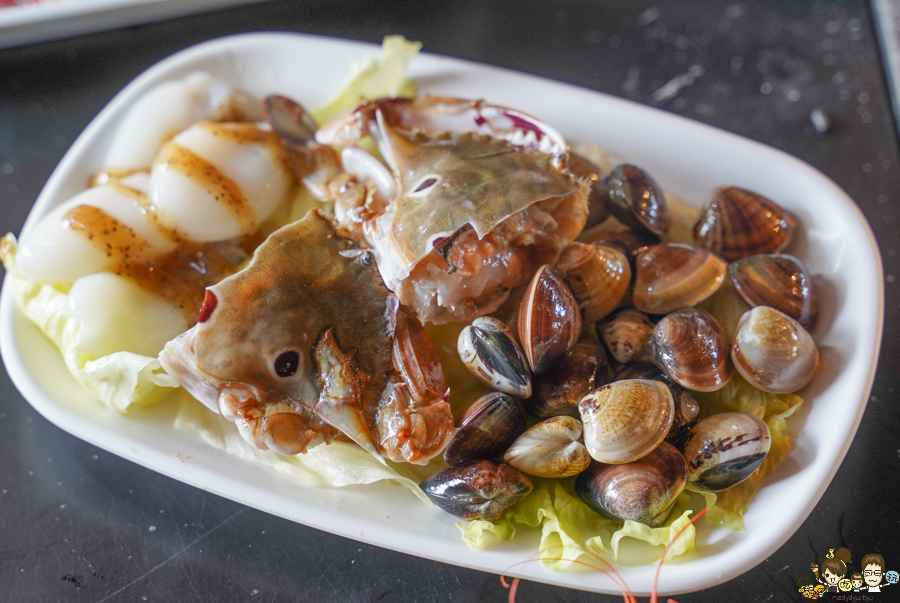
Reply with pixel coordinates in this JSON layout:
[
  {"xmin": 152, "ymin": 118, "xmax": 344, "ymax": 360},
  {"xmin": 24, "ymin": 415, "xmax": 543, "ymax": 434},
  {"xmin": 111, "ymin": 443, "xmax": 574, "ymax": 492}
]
[
  {"xmin": 604, "ymin": 495, "xmax": 697, "ymax": 562},
  {"xmin": 697, "ymin": 280, "xmax": 752, "ymax": 343},
  {"xmin": 311, "ymin": 35, "xmax": 421, "ymax": 126},
  {"xmin": 457, "ymin": 479, "xmax": 700, "ymax": 569},
  {"xmin": 1, "ymin": 234, "xmax": 179, "ymax": 412},
  {"xmin": 174, "ymin": 393, "xmax": 433, "ymax": 503}
]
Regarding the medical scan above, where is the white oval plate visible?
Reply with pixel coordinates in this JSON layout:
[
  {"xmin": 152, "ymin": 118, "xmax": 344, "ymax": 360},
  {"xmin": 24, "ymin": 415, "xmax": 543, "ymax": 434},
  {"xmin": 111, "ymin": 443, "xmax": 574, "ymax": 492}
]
[{"xmin": 0, "ymin": 32, "xmax": 884, "ymax": 596}]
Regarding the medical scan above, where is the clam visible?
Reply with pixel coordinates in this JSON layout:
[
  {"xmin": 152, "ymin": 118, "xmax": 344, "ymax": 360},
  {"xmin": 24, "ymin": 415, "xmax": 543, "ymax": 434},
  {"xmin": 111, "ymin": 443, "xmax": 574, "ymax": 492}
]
[
  {"xmin": 556, "ymin": 242, "xmax": 631, "ymax": 323},
  {"xmin": 575, "ymin": 442, "xmax": 688, "ymax": 527},
  {"xmin": 633, "ymin": 243, "xmax": 727, "ymax": 315},
  {"xmin": 504, "ymin": 416, "xmax": 592, "ymax": 478},
  {"xmin": 609, "ymin": 363, "xmax": 699, "ymax": 450},
  {"xmin": 392, "ymin": 306, "xmax": 447, "ymax": 403},
  {"xmin": 568, "ymin": 151, "xmax": 609, "ymax": 227},
  {"xmin": 729, "ymin": 254, "xmax": 818, "ymax": 328},
  {"xmin": 731, "ymin": 306, "xmax": 819, "ymax": 393},
  {"xmin": 578, "ymin": 379, "xmax": 674, "ymax": 464},
  {"xmin": 518, "ymin": 265, "xmax": 581, "ymax": 374},
  {"xmin": 663, "ymin": 382, "xmax": 701, "ymax": 450},
  {"xmin": 457, "ymin": 316, "xmax": 532, "ymax": 398},
  {"xmin": 581, "ymin": 230, "xmax": 656, "ymax": 261},
  {"xmin": 598, "ymin": 308, "xmax": 655, "ymax": 365},
  {"xmin": 612, "ymin": 360, "xmax": 664, "ymax": 381},
  {"xmin": 524, "ymin": 340, "xmax": 609, "ymax": 419},
  {"xmin": 420, "ymin": 459, "xmax": 533, "ymax": 521},
  {"xmin": 651, "ymin": 307, "xmax": 734, "ymax": 392},
  {"xmin": 600, "ymin": 164, "xmax": 669, "ymax": 237},
  {"xmin": 693, "ymin": 187, "xmax": 796, "ymax": 261},
  {"xmin": 443, "ymin": 392, "xmax": 527, "ymax": 465},
  {"xmin": 683, "ymin": 412, "xmax": 771, "ymax": 491}
]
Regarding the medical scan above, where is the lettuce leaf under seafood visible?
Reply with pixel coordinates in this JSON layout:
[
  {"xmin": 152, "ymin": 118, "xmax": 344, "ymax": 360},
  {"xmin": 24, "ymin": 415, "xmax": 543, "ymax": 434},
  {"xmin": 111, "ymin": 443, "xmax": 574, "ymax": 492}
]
[
  {"xmin": 311, "ymin": 35, "xmax": 421, "ymax": 126},
  {"xmin": 174, "ymin": 392, "xmax": 434, "ymax": 502},
  {"xmin": 458, "ymin": 479, "xmax": 699, "ymax": 568},
  {"xmin": 3, "ymin": 229, "xmax": 438, "ymax": 495},
  {"xmin": 1, "ymin": 234, "xmax": 179, "ymax": 412}
]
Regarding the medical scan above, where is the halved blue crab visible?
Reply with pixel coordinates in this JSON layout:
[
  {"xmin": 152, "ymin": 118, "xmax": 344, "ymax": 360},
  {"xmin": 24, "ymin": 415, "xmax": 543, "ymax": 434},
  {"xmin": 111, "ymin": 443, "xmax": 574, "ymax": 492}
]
[
  {"xmin": 266, "ymin": 95, "xmax": 590, "ymax": 324},
  {"xmin": 160, "ymin": 210, "xmax": 453, "ymax": 464}
]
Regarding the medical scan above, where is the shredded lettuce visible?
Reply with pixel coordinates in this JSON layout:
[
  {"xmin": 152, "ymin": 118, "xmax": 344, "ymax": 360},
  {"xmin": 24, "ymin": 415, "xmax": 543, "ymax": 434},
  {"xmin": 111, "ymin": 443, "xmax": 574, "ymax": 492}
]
[
  {"xmin": 458, "ymin": 479, "xmax": 699, "ymax": 567},
  {"xmin": 1, "ymin": 234, "xmax": 179, "ymax": 412},
  {"xmin": 311, "ymin": 35, "xmax": 421, "ymax": 126}
]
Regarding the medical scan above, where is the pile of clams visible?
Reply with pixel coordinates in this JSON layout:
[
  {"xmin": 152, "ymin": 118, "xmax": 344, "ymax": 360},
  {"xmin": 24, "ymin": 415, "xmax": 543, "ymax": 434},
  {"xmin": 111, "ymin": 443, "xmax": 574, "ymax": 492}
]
[{"xmin": 421, "ymin": 164, "xmax": 819, "ymax": 530}]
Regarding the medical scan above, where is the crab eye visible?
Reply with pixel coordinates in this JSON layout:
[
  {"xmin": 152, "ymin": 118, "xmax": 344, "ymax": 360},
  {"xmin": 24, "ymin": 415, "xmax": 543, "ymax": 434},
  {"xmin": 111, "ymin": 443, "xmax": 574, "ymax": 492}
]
[
  {"xmin": 198, "ymin": 290, "xmax": 218, "ymax": 323},
  {"xmin": 414, "ymin": 177, "xmax": 438, "ymax": 192},
  {"xmin": 411, "ymin": 175, "xmax": 441, "ymax": 195},
  {"xmin": 338, "ymin": 247, "xmax": 375, "ymax": 266},
  {"xmin": 274, "ymin": 351, "xmax": 299, "ymax": 377},
  {"xmin": 359, "ymin": 250, "xmax": 374, "ymax": 266}
]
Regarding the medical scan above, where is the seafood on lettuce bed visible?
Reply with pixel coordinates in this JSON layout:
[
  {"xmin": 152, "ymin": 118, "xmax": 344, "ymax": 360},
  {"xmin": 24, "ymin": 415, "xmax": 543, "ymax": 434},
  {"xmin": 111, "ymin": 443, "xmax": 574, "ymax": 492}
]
[
  {"xmin": 157, "ymin": 89, "xmax": 595, "ymax": 464},
  {"xmin": 2, "ymin": 35, "xmax": 820, "ymax": 574},
  {"xmin": 430, "ymin": 154, "xmax": 818, "ymax": 561}
]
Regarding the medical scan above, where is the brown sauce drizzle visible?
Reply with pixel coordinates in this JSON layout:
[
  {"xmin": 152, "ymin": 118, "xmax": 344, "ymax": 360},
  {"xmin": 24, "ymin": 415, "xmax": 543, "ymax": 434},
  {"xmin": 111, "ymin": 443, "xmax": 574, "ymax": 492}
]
[
  {"xmin": 154, "ymin": 143, "xmax": 258, "ymax": 235},
  {"xmin": 199, "ymin": 122, "xmax": 294, "ymax": 179},
  {"xmin": 63, "ymin": 204, "xmax": 243, "ymax": 322},
  {"xmin": 115, "ymin": 241, "xmax": 242, "ymax": 322},
  {"xmin": 63, "ymin": 121, "xmax": 295, "ymax": 323},
  {"xmin": 64, "ymin": 205, "xmax": 150, "ymax": 260},
  {"xmin": 104, "ymin": 175, "xmax": 179, "ymax": 242}
]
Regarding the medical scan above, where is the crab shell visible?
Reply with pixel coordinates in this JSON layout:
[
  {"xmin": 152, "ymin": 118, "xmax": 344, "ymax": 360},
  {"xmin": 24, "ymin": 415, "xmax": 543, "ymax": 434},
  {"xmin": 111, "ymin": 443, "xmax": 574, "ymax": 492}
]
[
  {"xmin": 316, "ymin": 96, "xmax": 590, "ymax": 324},
  {"xmin": 160, "ymin": 210, "xmax": 398, "ymax": 458}
]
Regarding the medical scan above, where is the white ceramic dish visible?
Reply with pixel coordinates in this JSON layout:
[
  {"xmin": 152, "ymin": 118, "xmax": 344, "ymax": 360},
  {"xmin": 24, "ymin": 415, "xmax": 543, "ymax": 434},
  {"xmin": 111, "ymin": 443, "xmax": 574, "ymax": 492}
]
[
  {"xmin": 0, "ymin": 0, "xmax": 273, "ymax": 49},
  {"xmin": 0, "ymin": 33, "xmax": 884, "ymax": 596}
]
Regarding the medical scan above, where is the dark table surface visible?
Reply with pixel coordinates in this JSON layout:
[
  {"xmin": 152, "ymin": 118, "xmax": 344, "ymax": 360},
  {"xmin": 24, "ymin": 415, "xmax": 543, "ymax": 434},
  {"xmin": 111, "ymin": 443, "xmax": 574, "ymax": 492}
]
[{"xmin": 2, "ymin": 1, "xmax": 899, "ymax": 601}]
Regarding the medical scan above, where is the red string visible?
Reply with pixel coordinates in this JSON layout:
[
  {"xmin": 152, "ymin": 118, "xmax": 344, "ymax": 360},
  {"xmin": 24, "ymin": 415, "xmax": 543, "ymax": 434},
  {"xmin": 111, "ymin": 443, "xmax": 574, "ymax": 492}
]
[
  {"xmin": 650, "ymin": 508, "xmax": 708, "ymax": 603},
  {"xmin": 500, "ymin": 507, "xmax": 709, "ymax": 603},
  {"xmin": 507, "ymin": 577, "xmax": 519, "ymax": 603},
  {"xmin": 578, "ymin": 546, "xmax": 638, "ymax": 602},
  {"xmin": 502, "ymin": 551, "xmax": 634, "ymax": 603}
]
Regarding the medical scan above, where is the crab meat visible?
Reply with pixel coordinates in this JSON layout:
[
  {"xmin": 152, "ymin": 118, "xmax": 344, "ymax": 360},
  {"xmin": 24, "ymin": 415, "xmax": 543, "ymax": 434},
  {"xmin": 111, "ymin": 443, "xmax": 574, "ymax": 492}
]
[
  {"xmin": 272, "ymin": 96, "xmax": 589, "ymax": 324},
  {"xmin": 159, "ymin": 210, "xmax": 453, "ymax": 463}
]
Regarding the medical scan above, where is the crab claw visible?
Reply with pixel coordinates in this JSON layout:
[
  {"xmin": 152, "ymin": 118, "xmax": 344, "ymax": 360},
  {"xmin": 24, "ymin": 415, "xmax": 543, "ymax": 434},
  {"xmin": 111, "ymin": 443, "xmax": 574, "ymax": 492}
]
[
  {"xmin": 313, "ymin": 327, "xmax": 383, "ymax": 461},
  {"xmin": 375, "ymin": 374, "xmax": 453, "ymax": 465}
]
